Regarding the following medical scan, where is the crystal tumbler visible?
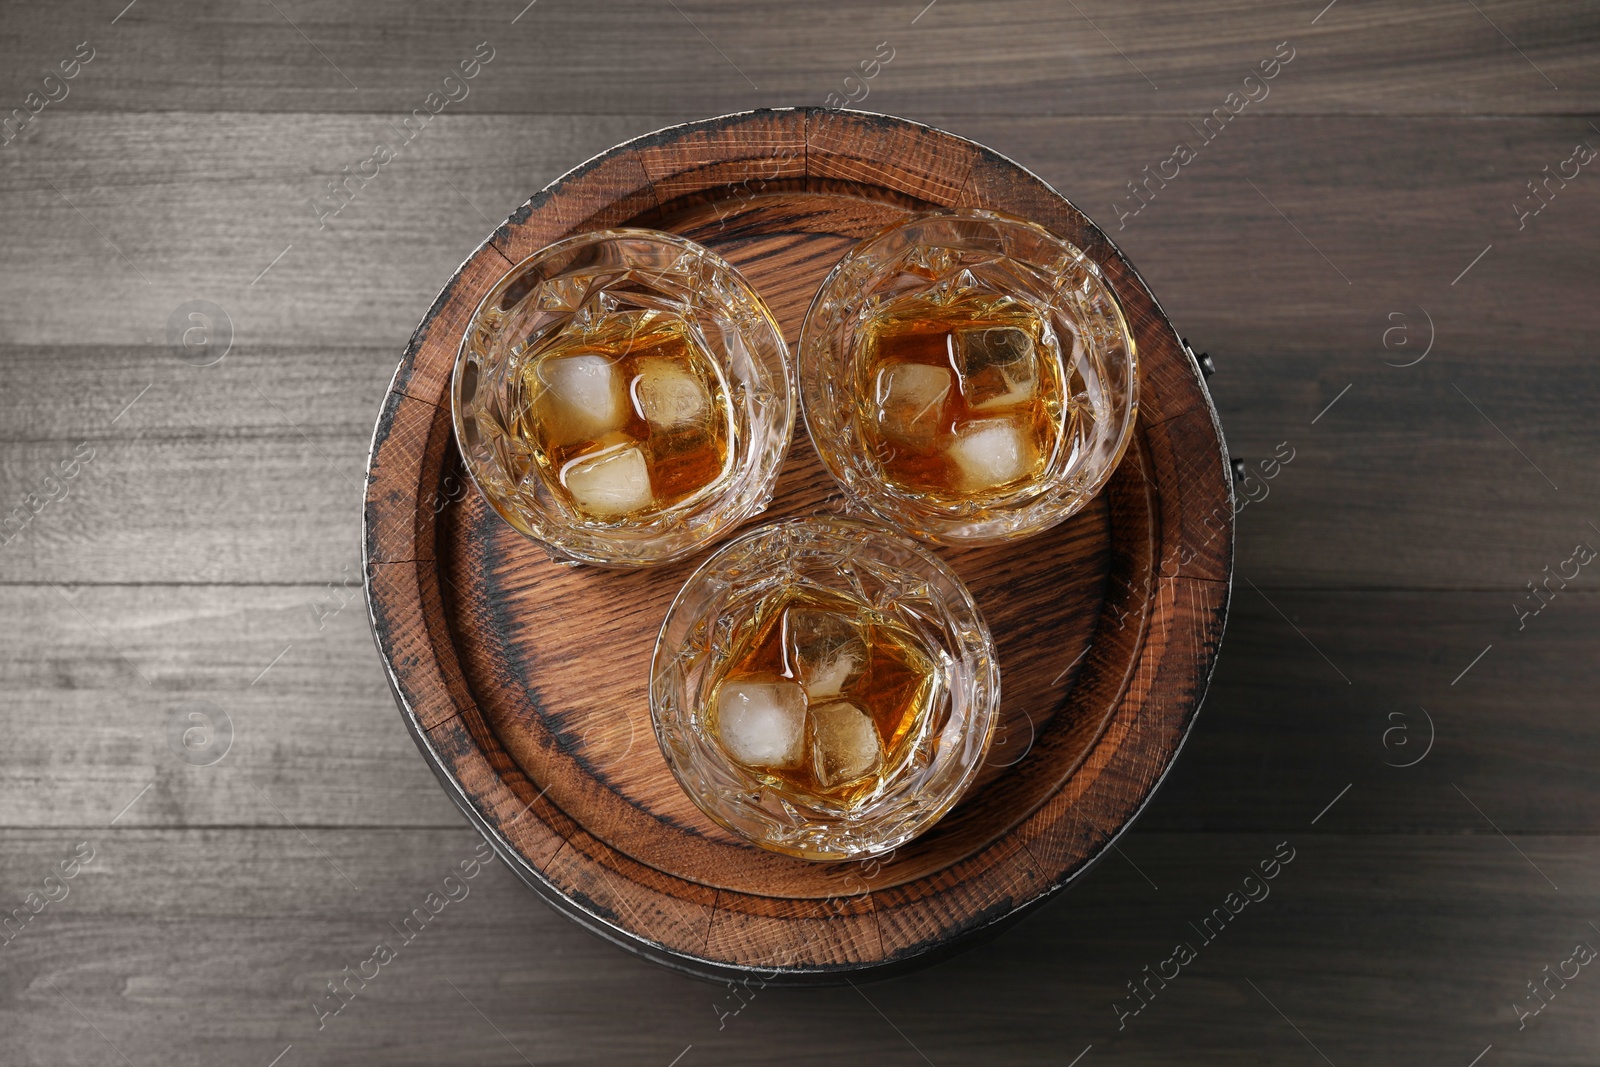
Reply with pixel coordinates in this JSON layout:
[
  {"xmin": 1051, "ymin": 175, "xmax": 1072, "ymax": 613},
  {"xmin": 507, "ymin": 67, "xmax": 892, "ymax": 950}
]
[
  {"xmin": 453, "ymin": 229, "xmax": 794, "ymax": 567},
  {"xmin": 799, "ymin": 208, "xmax": 1137, "ymax": 546},
  {"xmin": 650, "ymin": 516, "xmax": 1000, "ymax": 861}
]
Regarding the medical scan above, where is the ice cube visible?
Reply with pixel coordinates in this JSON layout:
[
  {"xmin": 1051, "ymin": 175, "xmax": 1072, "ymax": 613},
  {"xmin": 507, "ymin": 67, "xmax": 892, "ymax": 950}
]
[
  {"xmin": 947, "ymin": 419, "xmax": 1037, "ymax": 492},
  {"xmin": 533, "ymin": 353, "xmax": 628, "ymax": 446},
  {"xmin": 874, "ymin": 363, "xmax": 953, "ymax": 446},
  {"xmin": 785, "ymin": 608, "xmax": 868, "ymax": 700},
  {"xmin": 809, "ymin": 701, "xmax": 883, "ymax": 787},
  {"xmin": 953, "ymin": 325, "xmax": 1038, "ymax": 411},
  {"xmin": 715, "ymin": 679, "xmax": 807, "ymax": 770},
  {"xmin": 560, "ymin": 442, "xmax": 653, "ymax": 517},
  {"xmin": 637, "ymin": 357, "xmax": 729, "ymax": 508},
  {"xmin": 632, "ymin": 356, "xmax": 712, "ymax": 431}
]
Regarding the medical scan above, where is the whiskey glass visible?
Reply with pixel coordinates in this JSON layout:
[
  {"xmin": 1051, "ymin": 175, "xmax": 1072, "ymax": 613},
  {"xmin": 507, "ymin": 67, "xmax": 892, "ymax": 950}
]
[
  {"xmin": 452, "ymin": 229, "xmax": 794, "ymax": 567},
  {"xmin": 798, "ymin": 208, "xmax": 1138, "ymax": 546},
  {"xmin": 650, "ymin": 516, "xmax": 1000, "ymax": 861}
]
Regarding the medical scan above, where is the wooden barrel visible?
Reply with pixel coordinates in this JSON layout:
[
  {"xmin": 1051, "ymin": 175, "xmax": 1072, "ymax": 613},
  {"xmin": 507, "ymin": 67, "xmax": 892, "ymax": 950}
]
[{"xmin": 363, "ymin": 108, "xmax": 1233, "ymax": 983}]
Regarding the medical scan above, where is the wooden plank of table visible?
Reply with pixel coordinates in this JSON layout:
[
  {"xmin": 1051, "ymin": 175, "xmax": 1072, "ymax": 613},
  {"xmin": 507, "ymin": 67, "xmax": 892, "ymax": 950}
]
[
  {"xmin": 2, "ymin": 114, "xmax": 1595, "ymax": 349},
  {"xmin": 1144, "ymin": 589, "xmax": 1600, "ymax": 834},
  {"xmin": 0, "ymin": 342, "xmax": 386, "ymax": 586},
  {"xmin": 0, "ymin": 583, "xmax": 1593, "ymax": 833},
  {"xmin": 0, "ymin": 113, "xmax": 648, "ymax": 348},
  {"xmin": 0, "ymin": 583, "xmax": 461, "ymax": 830},
  {"xmin": 0, "ymin": 334, "xmax": 1592, "ymax": 589},
  {"xmin": 1210, "ymin": 350, "xmax": 1598, "ymax": 590},
  {"xmin": 0, "ymin": 0, "xmax": 1591, "ymax": 117},
  {"xmin": 0, "ymin": 829, "xmax": 1592, "ymax": 1065}
]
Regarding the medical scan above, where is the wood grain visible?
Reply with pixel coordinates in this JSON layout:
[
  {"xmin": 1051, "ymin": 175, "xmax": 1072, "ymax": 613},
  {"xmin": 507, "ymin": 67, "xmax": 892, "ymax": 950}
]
[
  {"xmin": 1, "ymin": 829, "xmax": 1594, "ymax": 1066},
  {"xmin": 0, "ymin": 582, "xmax": 460, "ymax": 831},
  {"xmin": 2, "ymin": 330, "xmax": 1596, "ymax": 589},
  {"xmin": 0, "ymin": 0, "xmax": 1593, "ymax": 116},
  {"xmin": 4, "ymin": 584, "xmax": 1594, "ymax": 834},
  {"xmin": 4, "ymin": 114, "xmax": 1596, "ymax": 351}
]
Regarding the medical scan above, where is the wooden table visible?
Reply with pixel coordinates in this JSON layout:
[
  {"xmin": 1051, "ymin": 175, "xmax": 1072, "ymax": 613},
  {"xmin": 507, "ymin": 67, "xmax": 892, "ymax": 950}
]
[{"xmin": 1, "ymin": 2, "xmax": 1595, "ymax": 1064}]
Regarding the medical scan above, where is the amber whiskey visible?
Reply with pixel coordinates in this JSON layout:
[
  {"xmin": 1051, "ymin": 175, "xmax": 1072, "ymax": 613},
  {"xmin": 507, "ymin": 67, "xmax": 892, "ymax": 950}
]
[
  {"xmin": 707, "ymin": 587, "xmax": 944, "ymax": 806},
  {"xmin": 513, "ymin": 309, "xmax": 736, "ymax": 520},
  {"xmin": 856, "ymin": 289, "xmax": 1071, "ymax": 503}
]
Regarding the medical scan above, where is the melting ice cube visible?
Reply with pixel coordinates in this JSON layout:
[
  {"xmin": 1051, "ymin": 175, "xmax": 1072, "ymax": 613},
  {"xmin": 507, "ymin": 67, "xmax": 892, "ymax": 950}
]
[
  {"xmin": 947, "ymin": 419, "xmax": 1037, "ymax": 492},
  {"xmin": 533, "ymin": 353, "xmax": 628, "ymax": 446},
  {"xmin": 638, "ymin": 362, "xmax": 729, "ymax": 507},
  {"xmin": 953, "ymin": 326, "xmax": 1038, "ymax": 412},
  {"xmin": 560, "ymin": 442, "xmax": 653, "ymax": 517},
  {"xmin": 785, "ymin": 608, "xmax": 867, "ymax": 700},
  {"xmin": 874, "ymin": 363, "xmax": 954, "ymax": 446},
  {"xmin": 715, "ymin": 679, "xmax": 807, "ymax": 770},
  {"xmin": 633, "ymin": 356, "xmax": 713, "ymax": 432},
  {"xmin": 809, "ymin": 701, "xmax": 883, "ymax": 787}
]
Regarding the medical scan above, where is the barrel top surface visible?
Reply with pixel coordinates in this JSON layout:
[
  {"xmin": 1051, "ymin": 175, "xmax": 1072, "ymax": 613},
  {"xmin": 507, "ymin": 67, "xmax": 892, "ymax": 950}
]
[{"xmin": 364, "ymin": 108, "xmax": 1232, "ymax": 982}]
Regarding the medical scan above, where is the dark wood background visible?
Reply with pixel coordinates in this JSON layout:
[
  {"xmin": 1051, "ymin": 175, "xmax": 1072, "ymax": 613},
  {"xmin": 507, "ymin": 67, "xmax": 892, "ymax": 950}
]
[{"xmin": 2, "ymin": 2, "xmax": 1596, "ymax": 1064}]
